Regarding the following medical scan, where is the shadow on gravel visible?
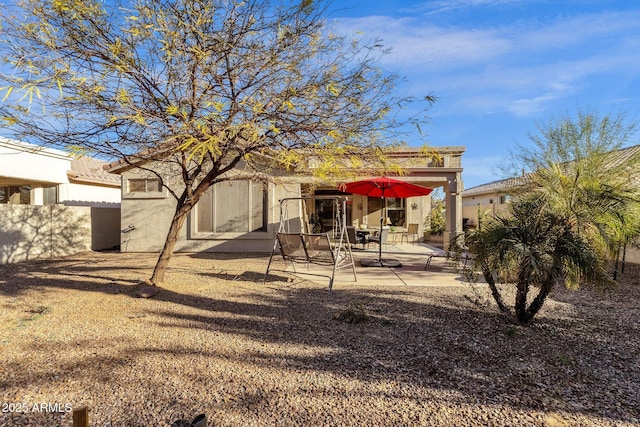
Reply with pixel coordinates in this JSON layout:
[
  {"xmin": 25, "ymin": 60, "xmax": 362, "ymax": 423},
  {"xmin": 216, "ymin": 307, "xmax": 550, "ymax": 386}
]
[{"xmin": 1, "ymin": 252, "xmax": 638, "ymax": 426}]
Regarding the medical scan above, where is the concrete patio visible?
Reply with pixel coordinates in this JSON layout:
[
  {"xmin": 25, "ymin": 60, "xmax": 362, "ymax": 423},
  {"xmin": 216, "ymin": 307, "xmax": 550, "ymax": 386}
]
[{"xmin": 285, "ymin": 241, "xmax": 474, "ymax": 288}]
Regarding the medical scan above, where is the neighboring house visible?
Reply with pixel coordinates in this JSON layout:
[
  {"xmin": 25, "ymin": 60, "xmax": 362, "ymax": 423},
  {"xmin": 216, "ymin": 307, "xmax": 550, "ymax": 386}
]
[
  {"xmin": 0, "ymin": 137, "xmax": 122, "ymax": 263},
  {"xmin": 107, "ymin": 146, "xmax": 466, "ymax": 253},
  {"xmin": 0, "ymin": 137, "xmax": 121, "ymax": 206},
  {"xmin": 461, "ymin": 145, "xmax": 640, "ymax": 264},
  {"xmin": 461, "ymin": 176, "xmax": 526, "ymax": 229}
]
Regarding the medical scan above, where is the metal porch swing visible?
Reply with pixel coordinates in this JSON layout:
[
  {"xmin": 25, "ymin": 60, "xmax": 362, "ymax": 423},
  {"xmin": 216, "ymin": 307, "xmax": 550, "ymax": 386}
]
[{"xmin": 263, "ymin": 196, "xmax": 357, "ymax": 290}]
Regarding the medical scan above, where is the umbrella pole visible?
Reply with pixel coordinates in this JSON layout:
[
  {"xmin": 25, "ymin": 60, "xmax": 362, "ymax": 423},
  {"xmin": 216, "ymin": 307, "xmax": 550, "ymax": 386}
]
[
  {"xmin": 351, "ymin": 179, "xmax": 404, "ymax": 268},
  {"xmin": 379, "ymin": 195, "xmax": 384, "ymax": 263}
]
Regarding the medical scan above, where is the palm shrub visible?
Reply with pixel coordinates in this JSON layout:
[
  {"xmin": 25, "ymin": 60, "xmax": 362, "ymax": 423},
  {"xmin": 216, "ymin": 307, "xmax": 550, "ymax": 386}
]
[
  {"xmin": 455, "ymin": 194, "xmax": 613, "ymax": 325},
  {"xmin": 454, "ymin": 111, "xmax": 640, "ymax": 325},
  {"xmin": 517, "ymin": 112, "xmax": 640, "ymax": 272}
]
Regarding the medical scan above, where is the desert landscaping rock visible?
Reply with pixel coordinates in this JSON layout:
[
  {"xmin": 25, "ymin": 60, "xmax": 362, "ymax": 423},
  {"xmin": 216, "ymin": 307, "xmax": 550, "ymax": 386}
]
[{"xmin": 0, "ymin": 252, "xmax": 638, "ymax": 426}]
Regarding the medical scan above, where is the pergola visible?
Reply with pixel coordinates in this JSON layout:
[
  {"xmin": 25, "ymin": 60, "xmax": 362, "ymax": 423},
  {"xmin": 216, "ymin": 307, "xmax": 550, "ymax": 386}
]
[{"xmin": 300, "ymin": 146, "xmax": 466, "ymax": 251}]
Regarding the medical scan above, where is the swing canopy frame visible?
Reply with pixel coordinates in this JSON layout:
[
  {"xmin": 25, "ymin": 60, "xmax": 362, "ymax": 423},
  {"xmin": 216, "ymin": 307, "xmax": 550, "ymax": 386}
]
[{"xmin": 263, "ymin": 196, "xmax": 357, "ymax": 289}]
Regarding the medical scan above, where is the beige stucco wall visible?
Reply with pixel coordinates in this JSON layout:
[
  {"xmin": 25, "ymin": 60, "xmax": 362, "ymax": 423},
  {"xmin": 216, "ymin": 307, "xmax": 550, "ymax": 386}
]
[
  {"xmin": 0, "ymin": 205, "xmax": 91, "ymax": 264},
  {"xmin": 462, "ymin": 193, "xmax": 498, "ymax": 207},
  {"xmin": 461, "ymin": 191, "xmax": 511, "ymax": 228},
  {"xmin": 0, "ymin": 205, "xmax": 121, "ymax": 264},
  {"xmin": 119, "ymin": 168, "xmax": 302, "ymax": 253},
  {"xmin": 625, "ymin": 246, "xmax": 640, "ymax": 264},
  {"xmin": 461, "ymin": 205, "xmax": 479, "ymax": 228},
  {"xmin": 62, "ymin": 182, "xmax": 121, "ymax": 205}
]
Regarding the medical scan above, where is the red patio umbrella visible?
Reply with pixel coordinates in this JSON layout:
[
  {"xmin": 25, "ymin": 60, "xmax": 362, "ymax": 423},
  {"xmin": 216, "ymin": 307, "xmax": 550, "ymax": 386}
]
[{"xmin": 339, "ymin": 177, "xmax": 432, "ymax": 267}]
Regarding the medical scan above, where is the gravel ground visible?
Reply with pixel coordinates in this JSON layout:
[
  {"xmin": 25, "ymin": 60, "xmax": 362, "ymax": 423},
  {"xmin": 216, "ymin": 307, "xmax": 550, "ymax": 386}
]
[{"xmin": 0, "ymin": 252, "xmax": 638, "ymax": 427}]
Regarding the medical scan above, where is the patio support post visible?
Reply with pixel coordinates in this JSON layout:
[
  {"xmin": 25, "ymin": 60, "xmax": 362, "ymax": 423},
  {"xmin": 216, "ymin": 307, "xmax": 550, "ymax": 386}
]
[{"xmin": 444, "ymin": 172, "xmax": 463, "ymax": 251}]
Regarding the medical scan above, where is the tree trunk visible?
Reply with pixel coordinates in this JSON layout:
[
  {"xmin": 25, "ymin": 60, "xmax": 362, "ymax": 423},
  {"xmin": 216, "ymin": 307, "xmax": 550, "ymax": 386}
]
[
  {"xmin": 613, "ymin": 244, "xmax": 621, "ymax": 280},
  {"xmin": 522, "ymin": 259, "xmax": 560, "ymax": 324},
  {"xmin": 482, "ymin": 266, "xmax": 511, "ymax": 316},
  {"xmin": 524, "ymin": 280, "xmax": 554, "ymax": 323},
  {"xmin": 514, "ymin": 272, "xmax": 529, "ymax": 325},
  {"xmin": 150, "ymin": 202, "xmax": 192, "ymax": 284},
  {"xmin": 147, "ymin": 163, "xmax": 221, "ymax": 286}
]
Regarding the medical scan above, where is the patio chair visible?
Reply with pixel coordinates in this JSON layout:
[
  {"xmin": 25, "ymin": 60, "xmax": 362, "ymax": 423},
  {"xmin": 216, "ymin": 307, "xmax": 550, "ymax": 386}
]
[
  {"xmin": 401, "ymin": 223, "xmax": 419, "ymax": 244},
  {"xmin": 424, "ymin": 252, "xmax": 448, "ymax": 270},
  {"xmin": 275, "ymin": 232, "xmax": 309, "ymax": 268},
  {"xmin": 301, "ymin": 233, "xmax": 337, "ymax": 265},
  {"xmin": 346, "ymin": 226, "xmax": 365, "ymax": 250},
  {"xmin": 424, "ymin": 255, "xmax": 434, "ymax": 270},
  {"xmin": 368, "ymin": 227, "xmax": 390, "ymax": 249}
]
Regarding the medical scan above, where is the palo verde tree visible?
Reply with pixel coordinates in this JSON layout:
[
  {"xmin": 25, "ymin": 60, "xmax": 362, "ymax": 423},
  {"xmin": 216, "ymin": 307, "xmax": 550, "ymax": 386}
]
[
  {"xmin": 453, "ymin": 111, "xmax": 640, "ymax": 325},
  {"xmin": 0, "ymin": 0, "xmax": 434, "ymax": 285},
  {"xmin": 518, "ymin": 111, "xmax": 640, "ymax": 273}
]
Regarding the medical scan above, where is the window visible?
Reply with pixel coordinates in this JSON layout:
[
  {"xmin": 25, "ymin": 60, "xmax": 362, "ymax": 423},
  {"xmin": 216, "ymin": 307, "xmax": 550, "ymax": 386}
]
[
  {"xmin": 499, "ymin": 195, "xmax": 511, "ymax": 204},
  {"xmin": 123, "ymin": 177, "xmax": 165, "ymax": 199},
  {"xmin": 195, "ymin": 180, "xmax": 267, "ymax": 234},
  {"xmin": 43, "ymin": 186, "xmax": 58, "ymax": 205},
  {"xmin": 365, "ymin": 197, "xmax": 407, "ymax": 227},
  {"xmin": 0, "ymin": 185, "xmax": 31, "ymax": 204},
  {"xmin": 386, "ymin": 197, "xmax": 406, "ymax": 226},
  {"xmin": 128, "ymin": 178, "xmax": 162, "ymax": 193}
]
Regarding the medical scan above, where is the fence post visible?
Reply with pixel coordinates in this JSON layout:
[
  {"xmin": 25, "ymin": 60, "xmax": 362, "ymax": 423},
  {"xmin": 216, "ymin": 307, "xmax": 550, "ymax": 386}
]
[{"xmin": 73, "ymin": 407, "xmax": 88, "ymax": 427}]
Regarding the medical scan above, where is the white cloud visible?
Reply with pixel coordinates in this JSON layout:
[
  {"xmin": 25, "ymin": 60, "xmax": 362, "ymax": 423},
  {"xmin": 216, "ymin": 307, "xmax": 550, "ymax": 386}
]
[
  {"xmin": 409, "ymin": 0, "xmax": 533, "ymax": 15},
  {"xmin": 331, "ymin": 16, "xmax": 512, "ymax": 71},
  {"xmin": 509, "ymin": 94, "xmax": 562, "ymax": 117},
  {"xmin": 331, "ymin": 5, "xmax": 640, "ymax": 122}
]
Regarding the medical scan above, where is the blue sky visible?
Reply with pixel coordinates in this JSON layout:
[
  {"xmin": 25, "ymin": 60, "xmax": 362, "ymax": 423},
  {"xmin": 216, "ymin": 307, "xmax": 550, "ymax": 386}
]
[
  {"xmin": 2, "ymin": 0, "xmax": 638, "ymax": 190},
  {"xmin": 328, "ymin": 0, "xmax": 640, "ymax": 188}
]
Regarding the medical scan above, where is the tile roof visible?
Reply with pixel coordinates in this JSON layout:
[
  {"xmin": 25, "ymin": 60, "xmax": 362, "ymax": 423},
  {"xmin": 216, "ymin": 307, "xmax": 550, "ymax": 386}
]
[
  {"xmin": 607, "ymin": 144, "xmax": 640, "ymax": 169},
  {"xmin": 462, "ymin": 176, "xmax": 528, "ymax": 197},
  {"xmin": 68, "ymin": 156, "xmax": 121, "ymax": 187}
]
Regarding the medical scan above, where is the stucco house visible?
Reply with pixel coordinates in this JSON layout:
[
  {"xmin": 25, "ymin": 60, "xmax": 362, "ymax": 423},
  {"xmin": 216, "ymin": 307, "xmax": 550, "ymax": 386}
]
[
  {"xmin": 461, "ymin": 176, "xmax": 525, "ymax": 230},
  {"xmin": 0, "ymin": 137, "xmax": 121, "ymax": 206},
  {"xmin": 0, "ymin": 137, "xmax": 122, "ymax": 263},
  {"xmin": 107, "ymin": 146, "xmax": 466, "ymax": 253}
]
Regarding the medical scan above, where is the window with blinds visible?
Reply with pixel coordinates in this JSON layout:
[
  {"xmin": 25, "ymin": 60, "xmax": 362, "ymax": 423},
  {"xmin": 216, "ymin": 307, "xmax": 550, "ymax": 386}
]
[{"xmin": 195, "ymin": 180, "xmax": 267, "ymax": 234}]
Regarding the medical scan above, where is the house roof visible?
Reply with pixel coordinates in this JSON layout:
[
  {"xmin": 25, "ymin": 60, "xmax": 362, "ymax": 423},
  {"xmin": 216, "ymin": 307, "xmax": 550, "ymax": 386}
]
[
  {"xmin": 1, "ymin": 137, "xmax": 121, "ymax": 187},
  {"xmin": 68, "ymin": 157, "xmax": 121, "ymax": 187},
  {"xmin": 462, "ymin": 176, "xmax": 527, "ymax": 197},
  {"xmin": 103, "ymin": 146, "xmax": 175, "ymax": 174},
  {"xmin": 607, "ymin": 144, "xmax": 640, "ymax": 168}
]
